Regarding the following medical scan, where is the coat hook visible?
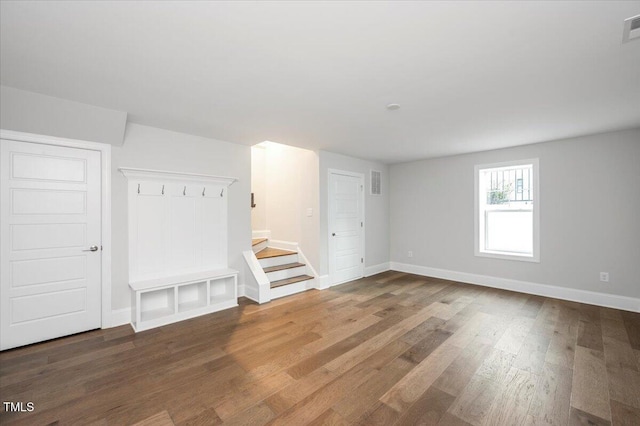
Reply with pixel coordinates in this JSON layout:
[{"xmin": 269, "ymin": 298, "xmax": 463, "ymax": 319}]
[
  {"xmin": 202, "ymin": 187, "xmax": 206, "ymax": 197},
  {"xmin": 220, "ymin": 188, "xmax": 224, "ymax": 197},
  {"xmin": 161, "ymin": 184, "xmax": 165, "ymax": 195},
  {"xmin": 183, "ymin": 186, "xmax": 186, "ymax": 196},
  {"xmin": 137, "ymin": 183, "xmax": 140, "ymax": 194}
]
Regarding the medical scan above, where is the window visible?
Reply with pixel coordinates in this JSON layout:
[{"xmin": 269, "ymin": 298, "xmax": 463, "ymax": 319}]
[{"xmin": 475, "ymin": 159, "xmax": 539, "ymax": 262}]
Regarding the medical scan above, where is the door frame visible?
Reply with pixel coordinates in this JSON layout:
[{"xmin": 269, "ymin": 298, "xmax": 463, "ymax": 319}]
[
  {"xmin": 327, "ymin": 168, "xmax": 365, "ymax": 286},
  {"xmin": 0, "ymin": 129, "xmax": 113, "ymax": 327}
]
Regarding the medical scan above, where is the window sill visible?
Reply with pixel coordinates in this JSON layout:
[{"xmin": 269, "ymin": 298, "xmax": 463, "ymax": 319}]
[{"xmin": 475, "ymin": 250, "xmax": 539, "ymax": 263}]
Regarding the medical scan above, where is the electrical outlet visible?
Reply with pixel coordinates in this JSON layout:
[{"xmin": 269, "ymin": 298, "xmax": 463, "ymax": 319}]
[
  {"xmin": 408, "ymin": 251, "xmax": 413, "ymax": 258},
  {"xmin": 600, "ymin": 272, "xmax": 609, "ymax": 282}
]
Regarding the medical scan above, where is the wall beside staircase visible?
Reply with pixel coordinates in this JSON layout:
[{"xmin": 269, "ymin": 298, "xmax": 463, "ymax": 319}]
[
  {"xmin": 251, "ymin": 145, "xmax": 267, "ymax": 231},
  {"xmin": 250, "ymin": 143, "xmax": 320, "ymax": 271},
  {"xmin": 319, "ymin": 151, "xmax": 391, "ymax": 280}
]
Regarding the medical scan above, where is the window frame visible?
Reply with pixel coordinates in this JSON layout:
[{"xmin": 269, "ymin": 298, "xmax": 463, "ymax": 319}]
[{"xmin": 474, "ymin": 158, "xmax": 540, "ymax": 263}]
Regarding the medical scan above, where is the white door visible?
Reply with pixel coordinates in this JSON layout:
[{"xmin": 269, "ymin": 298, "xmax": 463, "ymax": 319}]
[
  {"xmin": 1, "ymin": 140, "xmax": 102, "ymax": 350},
  {"xmin": 328, "ymin": 171, "xmax": 364, "ymax": 285}
]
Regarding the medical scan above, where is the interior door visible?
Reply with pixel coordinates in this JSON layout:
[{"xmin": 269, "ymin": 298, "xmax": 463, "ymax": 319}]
[
  {"xmin": 328, "ymin": 171, "xmax": 364, "ymax": 285},
  {"xmin": 1, "ymin": 139, "xmax": 102, "ymax": 350}
]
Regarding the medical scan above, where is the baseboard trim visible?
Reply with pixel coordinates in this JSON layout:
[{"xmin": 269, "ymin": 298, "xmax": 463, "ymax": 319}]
[
  {"xmin": 242, "ymin": 284, "xmax": 262, "ymax": 303},
  {"xmin": 390, "ymin": 262, "xmax": 640, "ymax": 313},
  {"xmin": 108, "ymin": 308, "xmax": 131, "ymax": 328},
  {"xmin": 317, "ymin": 275, "xmax": 331, "ymax": 290},
  {"xmin": 252, "ymin": 230, "xmax": 271, "ymax": 239},
  {"xmin": 365, "ymin": 262, "xmax": 391, "ymax": 277},
  {"xmin": 268, "ymin": 239, "xmax": 298, "ymax": 251}
]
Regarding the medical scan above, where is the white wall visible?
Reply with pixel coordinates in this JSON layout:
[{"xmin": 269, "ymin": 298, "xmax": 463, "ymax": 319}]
[
  {"xmin": 390, "ymin": 128, "xmax": 640, "ymax": 300},
  {"xmin": 319, "ymin": 151, "xmax": 390, "ymax": 277},
  {"xmin": 251, "ymin": 143, "xmax": 320, "ymax": 270},
  {"xmin": 0, "ymin": 86, "xmax": 127, "ymax": 146},
  {"xmin": 250, "ymin": 146, "xmax": 267, "ymax": 231},
  {"xmin": 298, "ymin": 149, "xmax": 320, "ymax": 271},
  {"xmin": 112, "ymin": 123, "xmax": 251, "ymax": 310}
]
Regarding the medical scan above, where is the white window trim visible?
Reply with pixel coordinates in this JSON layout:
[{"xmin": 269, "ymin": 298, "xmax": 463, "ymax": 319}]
[{"xmin": 474, "ymin": 158, "xmax": 540, "ymax": 263}]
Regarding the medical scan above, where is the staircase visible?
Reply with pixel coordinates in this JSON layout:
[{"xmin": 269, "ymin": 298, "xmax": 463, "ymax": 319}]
[{"xmin": 250, "ymin": 239, "xmax": 315, "ymax": 300}]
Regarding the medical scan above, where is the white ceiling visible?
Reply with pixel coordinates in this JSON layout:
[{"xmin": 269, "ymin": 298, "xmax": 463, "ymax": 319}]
[{"xmin": 1, "ymin": 1, "xmax": 639, "ymax": 163}]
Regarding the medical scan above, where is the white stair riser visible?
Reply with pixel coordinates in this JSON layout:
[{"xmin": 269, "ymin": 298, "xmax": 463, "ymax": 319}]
[
  {"xmin": 271, "ymin": 279, "xmax": 314, "ymax": 299},
  {"xmin": 258, "ymin": 254, "xmax": 298, "ymax": 268},
  {"xmin": 266, "ymin": 266, "xmax": 307, "ymax": 282},
  {"xmin": 252, "ymin": 241, "xmax": 268, "ymax": 253}
]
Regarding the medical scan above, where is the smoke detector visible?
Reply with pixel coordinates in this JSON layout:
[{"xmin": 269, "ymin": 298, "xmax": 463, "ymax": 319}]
[
  {"xmin": 623, "ymin": 15, "xmax": 640, "ymax": 43},
  {"xmin": 386, "ymin": 103, "xmax": 400, "ymax": 111}
]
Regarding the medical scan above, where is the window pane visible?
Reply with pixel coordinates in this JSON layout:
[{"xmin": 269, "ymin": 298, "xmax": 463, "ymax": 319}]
[
  {"xmin": 482, "ymin": 165, "xmax": 532, "ymax": 205},
  {"xmin": 486, "ymin": 210, "xmax": 533, "ymax": 254}
]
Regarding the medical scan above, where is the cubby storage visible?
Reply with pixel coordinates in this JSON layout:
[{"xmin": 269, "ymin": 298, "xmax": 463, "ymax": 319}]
[
  {"xmin": 130, "ymin": 269, "xmax": 238, "ymax": 332},
  {"xmin": 178, "ymin": 281, "xmax": 207, "ymax": 312},
  {"xmin": 210, "ymin": 276, "xmax": 236, "ymax": 305},
  {"xmin": 140, "ymin": 287, "xmax": 175, "ymax": 323}
]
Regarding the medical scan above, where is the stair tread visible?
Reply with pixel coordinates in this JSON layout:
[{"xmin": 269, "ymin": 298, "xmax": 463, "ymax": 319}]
[
  {"xmin": 252, "ymin": 238, "xmax": 267, "ymax": 246},
  {"xmin": 256, "ymin": 247, "xmax": 297, "ymax": 259},
  {"xmin": 263, "ymin": 262, "xmax": 306, "ymax": 273},
  {"xmin": 270, "ymin": 275, "xmax": 314, "ymax": 289}
]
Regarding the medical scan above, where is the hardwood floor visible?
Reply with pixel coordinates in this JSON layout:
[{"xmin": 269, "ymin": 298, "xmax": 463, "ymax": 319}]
[{"xmin": 1, "ymin": 271, "xmax": 639, "ymax": 425}]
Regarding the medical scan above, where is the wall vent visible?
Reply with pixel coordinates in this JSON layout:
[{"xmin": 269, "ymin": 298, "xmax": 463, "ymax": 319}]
[
  {"xmin": 623, "ymin": 15, "xmax": 640, "ymax": 43},
  {"xmin": 370, "ymin": 170, "xmax": 381, "ymax": 195}
]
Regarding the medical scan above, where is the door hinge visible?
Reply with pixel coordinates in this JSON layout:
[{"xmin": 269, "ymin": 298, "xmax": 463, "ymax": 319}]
[
  {"xmin": 101, "ymin": 245, "xmax": 103, "ymax": 251},
  {"xmin": 361, "ymin": 258, "xmax": 363, "ymax": 263},
  {"xmin": 361, "ymin": 221, "xmax": 363, "ymax": 227},
  {"xmin": 360, "ymin": 185, "xmax": 363, "ymax": 191}
]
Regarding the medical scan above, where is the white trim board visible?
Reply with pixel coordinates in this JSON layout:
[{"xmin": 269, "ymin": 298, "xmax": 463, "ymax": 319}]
[
  {"xmin": 252, "ymin": 230, "xmax": 271, "ymax": 239},
  {"xmin": 317, "ymin": 275, "xmax": 331, "ymax": 290},
  {"xmin": 118, "ymin": 167, "xmax": 238, "ymax": 185},
  {"xmin": 0, "ymin": 129, "xmax": 115, "ymax": 327},
  {"xmin": 111, "ymin": 308, "xmax": 132, "ymax": 328},
  {"xmin": 268, "ymin": 239, "xmax": 298, "ymax": 252},
  {"xmin": 390, "ymin": 262, "xmax": 640, "ymax": 313},
  {"xmin": 365, "ymin": 262, "xmax": 391, "ymax": 277}
]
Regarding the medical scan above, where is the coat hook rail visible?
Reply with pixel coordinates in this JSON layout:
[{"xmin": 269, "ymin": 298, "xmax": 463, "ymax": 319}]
[
  {"xmin": 137, "ymin": 183, "xmax": 140, "ymax": 194},
  {"xmin": 162, "ymin": 184, "xmax": 165, "ymax": 195},
  {"xmin": 220, "ymin": 188, "xmax": 224, "ymax": 197},
  {"xmin": 183, "ymin": 186, "xmax": 186, "ymax": 196},
  {"xmin": 202, "ymin": 187, "xmax": 206, "ymax": 197}
]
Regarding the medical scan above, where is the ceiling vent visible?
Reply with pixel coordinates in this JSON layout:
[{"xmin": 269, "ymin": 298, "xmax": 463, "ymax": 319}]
[
  {"xmin": 370, "ymin": 170, "xmax": 381, "ymax": 196},
  {"xmin": 623, "ymin": 15, "xmax": 640, "ymax": 43}
]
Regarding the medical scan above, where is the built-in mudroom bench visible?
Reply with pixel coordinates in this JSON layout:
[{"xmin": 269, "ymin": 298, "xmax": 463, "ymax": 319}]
[
  {"xmin": 129, "ymin": 268, "xmax": 237, "ymax": 332},
  {"xmin": 119, "ymin": 167, "xmax": 238, "ymax": 332}
]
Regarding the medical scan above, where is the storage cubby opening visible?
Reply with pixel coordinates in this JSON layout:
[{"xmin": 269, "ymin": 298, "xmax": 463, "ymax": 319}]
[
  {"xmin": 177, "ymin": 281, "xmax": 207, "ymax": 312},
  {"xmin": 140, "ymin": 287, "xmax": 175, "ymax": 322},
  {"xmin": 210, "ymin": 276, "xmax": 235, "ymax": 304}
]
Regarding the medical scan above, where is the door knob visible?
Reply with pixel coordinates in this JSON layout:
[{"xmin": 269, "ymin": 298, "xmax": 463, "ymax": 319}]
[
  {"xmin": 332, "ymin": 233, "xmax": 336, "ymax": 236},
  {"xmin": 83, "ymin": 245, "xmax": 99, "ymax": 252}
]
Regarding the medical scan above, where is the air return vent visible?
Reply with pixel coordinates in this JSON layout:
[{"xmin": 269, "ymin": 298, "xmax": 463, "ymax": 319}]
[
  {"xmin": 623, "ymin": 15, "xmax": 640, "ymax": 43},
  {"xmin": 370, "ymin": 170, "xmax": 381, "ymax": 196}
]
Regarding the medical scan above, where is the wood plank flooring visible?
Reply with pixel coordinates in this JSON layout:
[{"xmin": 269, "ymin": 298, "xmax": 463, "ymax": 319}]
[{"xmin": 1, "ymin": 271, "xmax": 639, "ymax": 425}]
